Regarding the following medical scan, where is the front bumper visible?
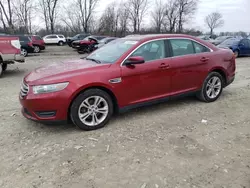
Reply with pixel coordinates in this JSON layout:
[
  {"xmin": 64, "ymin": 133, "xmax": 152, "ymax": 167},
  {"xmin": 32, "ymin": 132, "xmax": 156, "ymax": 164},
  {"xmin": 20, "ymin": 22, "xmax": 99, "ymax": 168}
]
[
  {"xmin": 19, "ymin": 90, "xmax": 71, "ymax": 122},
  {"xmin": 15, "ymin": 54, "xmax": 25, "ymax": 63}
]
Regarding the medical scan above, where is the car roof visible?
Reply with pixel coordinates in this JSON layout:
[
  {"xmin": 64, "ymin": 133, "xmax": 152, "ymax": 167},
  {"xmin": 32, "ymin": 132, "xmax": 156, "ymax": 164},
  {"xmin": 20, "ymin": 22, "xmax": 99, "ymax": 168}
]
[{"xmin": 124, "ymin": 34, "xmax": 201, "ymax": 41}]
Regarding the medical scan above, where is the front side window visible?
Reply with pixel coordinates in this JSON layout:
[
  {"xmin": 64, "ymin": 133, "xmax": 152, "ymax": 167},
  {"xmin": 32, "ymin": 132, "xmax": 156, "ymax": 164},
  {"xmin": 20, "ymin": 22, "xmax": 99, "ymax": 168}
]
[
  {"xmin": 170, "ymin": 39, "xmax": 195, "ymax": 56},
  {"xmin": 58, "ymin": 35, "xmax": 64, "ymax": 38},
  {"xmin": 193, "ymin": 42, "xmax": 210, "ymax": 53},
  {"xmin": 240, "ymin": 39, "xmax": 250, "ymax": 47},
  {"xmin": 130, "ymin": 40, "xmax": 166, "ymax": 62},
  {"xmin": 86, "ymin": 39, "xmax": 139, "ymax": 64}
]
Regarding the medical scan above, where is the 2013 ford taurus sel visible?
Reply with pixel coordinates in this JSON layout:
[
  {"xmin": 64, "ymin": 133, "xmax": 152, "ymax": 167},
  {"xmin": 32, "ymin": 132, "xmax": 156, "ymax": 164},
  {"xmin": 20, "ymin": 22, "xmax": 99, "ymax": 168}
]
[{"xmin": 20, "ymin": 34, "xmax": 236, "ymax": 130}]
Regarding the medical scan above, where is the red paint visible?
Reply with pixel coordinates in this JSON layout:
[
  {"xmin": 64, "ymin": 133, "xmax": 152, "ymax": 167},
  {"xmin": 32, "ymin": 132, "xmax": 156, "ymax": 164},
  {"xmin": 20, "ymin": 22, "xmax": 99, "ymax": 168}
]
[{"xmin": 20, "ymin": 34, "xmax": 236, "ymax": 122}]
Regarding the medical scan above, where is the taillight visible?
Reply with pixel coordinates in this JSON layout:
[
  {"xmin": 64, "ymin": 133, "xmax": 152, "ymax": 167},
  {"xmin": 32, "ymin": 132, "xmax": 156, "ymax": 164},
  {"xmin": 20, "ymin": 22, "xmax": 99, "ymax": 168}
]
[{"xmin": 11, "ymin": 40, "xmax": 21, "ymax": 49}]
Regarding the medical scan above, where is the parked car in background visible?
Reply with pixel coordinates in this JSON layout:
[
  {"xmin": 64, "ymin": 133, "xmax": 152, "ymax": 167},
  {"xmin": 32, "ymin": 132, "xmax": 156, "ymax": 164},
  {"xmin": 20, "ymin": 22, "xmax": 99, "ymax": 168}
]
[
  {"xmin": 67, "ymin": 33, "xmax": 90, "ymax": 47},
  {"xmin": 218, "ymin": 38, "xmax": 250, "ymax": 57},
  {"xmin": 0, "ymin": 36, "xmax": 25, "ymax": 76},
  {"xmin": 210, "ymin": 36, "xmax": 233, "ymax": 46},
  {"xmin": 12, "ymin": 35, "xmax": 34, "ymax": 57},
  {"xmin": 71, "ymin": 35, "xmax": 107, "ymax": 53},
  {"xmin": 43, "ymin": 34, "xmax": 66, "ymax": 46},
  {"xmin": 197, "ymin": 35, "xmax": 212, "ymax": 41},
  {"xmin": 96, "ymin": 37, "xmax": 117, "ymax": 49},
  {"xmin": 29, "ymin": 35, "xmax": 45, "ymax": 53},
  {"xmin": 20, "ymin": 34, "xmax": 235, "ymax": 131}
]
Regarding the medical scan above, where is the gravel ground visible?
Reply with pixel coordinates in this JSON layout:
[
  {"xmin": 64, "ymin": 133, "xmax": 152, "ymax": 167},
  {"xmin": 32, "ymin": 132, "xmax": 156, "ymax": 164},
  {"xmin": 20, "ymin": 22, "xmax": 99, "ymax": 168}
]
[{"xmin": 0, "ymin": 47, "xmax": 250, "ymax": 188}]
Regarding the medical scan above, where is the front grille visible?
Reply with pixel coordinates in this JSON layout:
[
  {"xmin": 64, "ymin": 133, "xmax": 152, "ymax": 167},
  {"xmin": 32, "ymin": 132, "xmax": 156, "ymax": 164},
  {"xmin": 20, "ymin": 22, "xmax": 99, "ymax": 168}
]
[
  {"xmin": 20, "ymin": 80, "xmax": 29, "ymax": 97},
  {"xmin": 35, "ymin": 111, "xmax": 56, "ymax": 118}
]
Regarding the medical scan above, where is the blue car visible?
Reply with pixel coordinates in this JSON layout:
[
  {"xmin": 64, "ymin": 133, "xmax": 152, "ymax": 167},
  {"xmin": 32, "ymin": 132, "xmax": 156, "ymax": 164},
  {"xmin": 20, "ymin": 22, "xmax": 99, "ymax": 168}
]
[{"xmin": 217, "ymin": 38, "xmax": 250, "ymax": 57}]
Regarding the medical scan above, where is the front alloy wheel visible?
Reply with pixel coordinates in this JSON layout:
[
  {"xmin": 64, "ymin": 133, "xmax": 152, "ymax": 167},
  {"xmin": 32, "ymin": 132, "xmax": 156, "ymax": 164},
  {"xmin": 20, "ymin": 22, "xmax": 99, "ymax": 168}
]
[
  {"xmin": 34, "ymin": 46, "xmax": 40, "ymax": 53},
  {"xmin": 70, "ymin": 89, "xmax": 113, "ymax": 130}
]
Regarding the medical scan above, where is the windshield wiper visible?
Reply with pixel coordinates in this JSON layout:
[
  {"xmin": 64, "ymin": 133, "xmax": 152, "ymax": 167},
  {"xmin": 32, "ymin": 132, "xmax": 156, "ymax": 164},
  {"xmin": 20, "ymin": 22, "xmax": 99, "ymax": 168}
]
[{"xmin": 85, "ymin": 57, "xmax": 101, "ymax": 64}]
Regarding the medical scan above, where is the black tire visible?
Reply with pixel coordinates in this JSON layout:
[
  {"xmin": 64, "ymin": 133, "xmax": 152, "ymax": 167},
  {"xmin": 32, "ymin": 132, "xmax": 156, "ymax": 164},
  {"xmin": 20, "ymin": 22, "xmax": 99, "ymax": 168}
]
[
  {"xmin": 21, "ymin": 48, "xmax": 28, "ymax": 57},
  {"xmin": 58, "ymin": 41, "xmax": 64, "ymax": 46},
  {"xmin": 2, "ymin": 63, "xmax": 7, "ymax": 71},
  {"xmin": 197, "ymin": 72, "xmax": 224, "ymax": 102},
  {"xmin": 234, "ymin": 50, "xmax": 239, "ymax": 58},
  {"xmin": 70, "ymin": 89, "xmax": 114, "ymax": 131},
  {"xmin": 0, "ymin": 63, "xmax": 2, "ymax": 77}
]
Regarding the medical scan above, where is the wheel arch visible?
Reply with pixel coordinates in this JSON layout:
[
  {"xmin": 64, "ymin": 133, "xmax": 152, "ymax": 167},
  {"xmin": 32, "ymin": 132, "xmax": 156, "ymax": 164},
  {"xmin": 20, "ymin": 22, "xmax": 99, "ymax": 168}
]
[
  {"xmin": 67, "ymin": 84, "xmax": 119, "ymax": 120},
  {"xmin": 209, "ymin": 67, "xmax": 227, "ymax": 86}
]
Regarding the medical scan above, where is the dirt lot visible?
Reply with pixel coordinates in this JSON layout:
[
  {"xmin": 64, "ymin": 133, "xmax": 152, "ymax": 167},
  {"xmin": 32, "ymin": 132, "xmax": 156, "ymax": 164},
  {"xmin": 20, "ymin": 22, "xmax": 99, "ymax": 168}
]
[{"xmin": 0, "ymin": 46, "xmax": 250, "ymax": 188}]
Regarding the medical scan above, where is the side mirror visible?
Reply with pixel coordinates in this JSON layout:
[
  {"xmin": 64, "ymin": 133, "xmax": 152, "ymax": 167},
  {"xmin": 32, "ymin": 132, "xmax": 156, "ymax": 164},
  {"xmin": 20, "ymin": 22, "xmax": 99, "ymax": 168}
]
[{"xmin": 124, "ymin": 56, "xmax": 145, "ymax": 66}]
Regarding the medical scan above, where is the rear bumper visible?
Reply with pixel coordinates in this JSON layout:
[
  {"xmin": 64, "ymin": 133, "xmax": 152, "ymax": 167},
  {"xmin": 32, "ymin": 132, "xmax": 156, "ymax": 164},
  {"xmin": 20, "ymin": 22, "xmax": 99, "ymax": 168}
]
[{"xmin": 225, "ymin": 74, "xmax": 235, "ymax": 87}]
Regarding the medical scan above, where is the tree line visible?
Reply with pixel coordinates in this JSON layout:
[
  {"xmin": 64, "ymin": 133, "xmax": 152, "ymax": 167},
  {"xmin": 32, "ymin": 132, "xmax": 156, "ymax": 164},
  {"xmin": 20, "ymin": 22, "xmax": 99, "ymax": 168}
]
[{"xmin": 0, "ymin": 0, "xmax": 246, "ymax": 37}]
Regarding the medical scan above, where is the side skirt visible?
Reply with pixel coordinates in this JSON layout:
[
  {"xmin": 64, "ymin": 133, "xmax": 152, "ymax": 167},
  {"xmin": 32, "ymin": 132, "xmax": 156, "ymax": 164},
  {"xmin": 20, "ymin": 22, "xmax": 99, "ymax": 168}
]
[{"xmin": 118, "ymin": 90, "xmax": 199, "ymax": 114}]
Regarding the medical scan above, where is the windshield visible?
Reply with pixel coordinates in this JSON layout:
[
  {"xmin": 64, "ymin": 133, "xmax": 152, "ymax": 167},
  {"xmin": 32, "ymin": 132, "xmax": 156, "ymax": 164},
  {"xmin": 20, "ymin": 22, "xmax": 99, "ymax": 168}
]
[
  {"xmin": 86, "ymin": 39, "xmax": 138, "ymax": 64},
  {"xmin": 98, "ymin": 38, "xmax": 108, "ymax": 44},
  {"xmin": 220, "ymin": 38, "xmax": 240, "ymax": 46},
  {"xmin": 72, "ymin": 34, "xmax": 80, "ymax": 40}
]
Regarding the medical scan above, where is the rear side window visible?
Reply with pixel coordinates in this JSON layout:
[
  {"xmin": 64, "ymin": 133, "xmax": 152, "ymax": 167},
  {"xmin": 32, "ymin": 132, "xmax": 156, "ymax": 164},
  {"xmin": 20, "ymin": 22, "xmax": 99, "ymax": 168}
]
[
  {"xmin": 34, "ymin": 36, "xmax": 42, "ymax": 40},
  {"xmin": 169, "ymin": 39, "xmax": 195, "ymax": 56},
  {"xmin": 46, "ymin": 35, "xmax": 57, "ymax": 39},
  {"xmin": 193, "ymin": 42, "xmax": 210, "ymax": 53},
  {"xmin": 58, "ymin": 35, "xmax": 64, "ymax": 38}
]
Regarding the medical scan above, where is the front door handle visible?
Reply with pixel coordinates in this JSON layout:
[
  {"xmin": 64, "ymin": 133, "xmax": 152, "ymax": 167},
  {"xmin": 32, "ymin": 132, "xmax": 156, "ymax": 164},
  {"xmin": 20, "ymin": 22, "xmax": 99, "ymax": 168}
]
[
  {"xmin": 200, "ymin": 57, "xmax": 209, "ymax": 62},
  {"xmin": 159, "ymin": 63, "xmax": 170, "ymax": 69}
]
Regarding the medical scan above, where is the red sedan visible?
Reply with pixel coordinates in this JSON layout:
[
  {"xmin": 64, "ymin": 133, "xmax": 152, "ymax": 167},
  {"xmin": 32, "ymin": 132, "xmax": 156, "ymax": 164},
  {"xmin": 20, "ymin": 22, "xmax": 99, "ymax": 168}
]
[{"xmin": 20, "ymin": 34, "xmax": 236, "ymax": 130}]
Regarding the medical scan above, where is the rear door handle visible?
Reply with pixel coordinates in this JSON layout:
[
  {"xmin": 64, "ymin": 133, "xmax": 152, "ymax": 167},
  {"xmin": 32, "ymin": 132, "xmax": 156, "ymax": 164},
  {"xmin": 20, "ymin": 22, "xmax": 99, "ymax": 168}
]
[
  {"xmin": 159, "ymin": 63, "xmax": 170, "ymax": 69},
  {"xmin": 200, "ymin": 57, "xmax": 209, "ymax": 62}
]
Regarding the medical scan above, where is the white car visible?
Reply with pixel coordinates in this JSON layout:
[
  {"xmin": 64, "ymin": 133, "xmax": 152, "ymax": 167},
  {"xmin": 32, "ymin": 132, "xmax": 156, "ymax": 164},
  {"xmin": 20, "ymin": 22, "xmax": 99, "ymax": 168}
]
[{"xmin": 43, "ymin": 34, "xmax": 66, "ymax": 46}]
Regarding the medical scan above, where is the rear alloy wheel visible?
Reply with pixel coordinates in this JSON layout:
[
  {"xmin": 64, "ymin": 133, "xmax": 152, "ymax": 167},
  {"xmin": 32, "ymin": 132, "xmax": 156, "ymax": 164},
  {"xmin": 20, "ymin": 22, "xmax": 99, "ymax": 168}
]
[
  {"xmin": 70, "ymin": 89, "xmax": 113, "ymax": 131},
  {"xmin": 33, "ymin": 46, "xmax": 40, "ymax": 53},
  {"xmin": 197, "ymin": 72, "xmax": 223, "ymax": 102},
  {"xmin": 21, "ymin": 48, "xmax": 28, "ymax": 57},
  {"xmin": 58, "ymin": 41, "xmax": 64, "ymax": 46}
]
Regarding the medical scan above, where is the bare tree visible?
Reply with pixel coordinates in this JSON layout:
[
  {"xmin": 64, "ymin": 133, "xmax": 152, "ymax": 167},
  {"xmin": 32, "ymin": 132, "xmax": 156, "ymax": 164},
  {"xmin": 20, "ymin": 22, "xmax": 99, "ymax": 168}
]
[
  {"xmin": 62, "ymin": 4, "xmax": 82, "ymax": 33},
  {"xmin": 127, "ymin": 0, "xmax": 148, "ymax": 33},
  {"xmin": 164, "ymin": 0, "xmax": 179, "ymax": 33},
  {"xmin": 77, "ymin": 0, "xmax": 99, "ymax": 33},
  {"xmin": 151, "ymin": 0, "xmax": 165, "ymax": 33},
  {"xmin": 13, "ymin": 0, "xmax": 35, "ymax": 34},
  {"xmin": 98, "ymin": 2, "xmax": 120, "ymax": 36},
  {"xmin": 118, "ymin": 3, "xmax": 130, "ymax": 36},
  {"xmin": 176, "ymin": 0, "xmax": 197, "ymax": 33},
  {"xmin": 39, "ymin": 0, "xmax": 59, "ymax": 34},
  {"xmin": 0, "ymin": 0, "xmax": 14, "ymax": 33},
  {"xmin": 205, "ymin": 12, "xmax": 224, "ymax": 35}
]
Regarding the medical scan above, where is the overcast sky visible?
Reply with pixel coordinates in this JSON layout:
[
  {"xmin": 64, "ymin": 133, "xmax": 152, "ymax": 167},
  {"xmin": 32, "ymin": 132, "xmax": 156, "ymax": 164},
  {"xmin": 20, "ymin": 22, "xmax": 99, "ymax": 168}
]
[{"xmin": 96, "ymin": 0, "xmax": 250, "ymax": 33}]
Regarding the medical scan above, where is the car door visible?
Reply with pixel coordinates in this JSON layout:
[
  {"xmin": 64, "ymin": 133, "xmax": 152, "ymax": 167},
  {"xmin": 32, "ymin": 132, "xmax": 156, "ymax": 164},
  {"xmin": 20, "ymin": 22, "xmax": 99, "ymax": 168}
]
[
  {"xmin": 246, "ymin": 39, "xmax": 250, "ymax": 55},
  {"xmin": 238, "ymin": 39, "xmax": 249, "ymax": 55},
  {"xmin": 120, "ymin": 39, "xmax": 172, "ymax": 105},
  {"xmin": 167, "ymin": 38, "xmax": 212, "ymax": 95}
]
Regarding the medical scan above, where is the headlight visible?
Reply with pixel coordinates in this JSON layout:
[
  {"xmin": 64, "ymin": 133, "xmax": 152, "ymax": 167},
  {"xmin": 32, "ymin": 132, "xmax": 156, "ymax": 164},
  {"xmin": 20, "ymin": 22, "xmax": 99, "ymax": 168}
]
[{"xmin": 33, "ymin": 82, "xmax": 69, "ymax": 94}]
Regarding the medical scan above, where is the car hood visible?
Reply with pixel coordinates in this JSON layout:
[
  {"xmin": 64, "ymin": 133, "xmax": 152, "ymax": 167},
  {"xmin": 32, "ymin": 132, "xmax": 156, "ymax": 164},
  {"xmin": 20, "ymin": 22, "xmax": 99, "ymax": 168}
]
[{"xmin": 25, "ymin": 59, "xmax": 110, "ymax": 85}]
